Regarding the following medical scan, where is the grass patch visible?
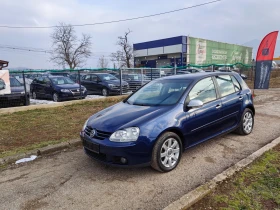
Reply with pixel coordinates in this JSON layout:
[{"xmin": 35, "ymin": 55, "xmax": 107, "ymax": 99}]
[
  {"xmin": 189, "ymin": 144, "xmax": 280, "ymax": 210},
  {"xmin": 0, "ymin": 96, "xmax": 126, "ymax": 158}
]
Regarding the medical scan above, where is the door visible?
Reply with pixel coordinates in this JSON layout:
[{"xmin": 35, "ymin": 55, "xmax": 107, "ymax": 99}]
[
  {"xmin": 214, "ymin": 75, "xmax": 244, "ymax": 131},
  {"xmin": 36, "ymin": 77, "xmax": 44, "ymax": 97},
  {"xmin": 42, "ymin": 78, "xmax": 53, "ymax": 99},
  {"xmin": 81, "ymin": 75, "xmax": 93, "ymax": 92},
  {"xmin": 183, "ymin": 77, "xmax": 223, "ymax": 146}
]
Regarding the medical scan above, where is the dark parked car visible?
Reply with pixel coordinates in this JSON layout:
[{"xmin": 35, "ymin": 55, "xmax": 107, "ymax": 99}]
[
  {"xmin": 80, "ymin": 72, "xmax": 254, "ymax": 172},
  {"xmin": 30, "ymin": 76, "xmax": 87, "ymax": 102},
  {"xmin": 81, "ymin": 73, "xmax": 129, "ymax": 96},
  {"xmin": 0, "ymin": 78, "xmax": 5, "ymax": 90},
  {"xmin": 117, "ymin": 74, "xmax": 150, "ymax": 91}
]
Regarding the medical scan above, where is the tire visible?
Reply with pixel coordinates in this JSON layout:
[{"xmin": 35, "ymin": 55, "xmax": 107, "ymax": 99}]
[
  {"xmin": 102, "ymin": 88, "xmax": 108, "ymax": 97},
  {"xmin": 32, "ymin": 92, "xmax": 37, "ymax": 99},
  {"xmin": 151, "ymin": 132, "xmax": 182, "ymax": 172},
  {"xmin": 235, "ymin": 108, "xmax": 254, "ymax": 135},
  {"xmin": 53, "ymin": 93, "xmax": 60, "ymax": 102}
]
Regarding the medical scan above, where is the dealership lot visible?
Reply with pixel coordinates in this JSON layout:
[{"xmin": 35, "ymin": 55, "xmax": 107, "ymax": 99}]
[{"xmin": 0, "ymin": 89, "xmax": 280, "ymax": 210}]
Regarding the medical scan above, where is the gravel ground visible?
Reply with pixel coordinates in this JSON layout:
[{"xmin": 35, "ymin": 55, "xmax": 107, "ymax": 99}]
[{"xmin": 1, "ymin": 89, "xmax": 280, "ymax": 210}]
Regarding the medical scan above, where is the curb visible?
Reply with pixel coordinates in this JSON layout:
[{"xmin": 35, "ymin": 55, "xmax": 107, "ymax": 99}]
[
  {"xmin": 0, "ymin": 95, "xmax": 126, "ymax": 114},
  {"xmin": 163, "ymin": 136, "xmax": 280, "ymax": 210},
  {"xmin": 0, "ymin": 139, "xmax": 81, "ymax": 166}
]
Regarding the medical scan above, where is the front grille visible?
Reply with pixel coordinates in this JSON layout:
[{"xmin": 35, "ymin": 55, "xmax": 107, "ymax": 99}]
[
  {"xmin": 84, "ymin": 148, "xmax": 106, "ymax": 161},
  {"xmin": 84, "ymin": 126, "xmax": 112, "ymax": 140}
]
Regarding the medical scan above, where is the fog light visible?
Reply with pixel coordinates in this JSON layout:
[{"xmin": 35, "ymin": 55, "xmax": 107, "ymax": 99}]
[{"xmin": 120, "ymin": 157, "xmax": 127, "ymax": 164}]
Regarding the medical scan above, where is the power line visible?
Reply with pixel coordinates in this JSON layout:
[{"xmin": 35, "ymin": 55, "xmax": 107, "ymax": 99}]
[{"xmin": 0, "ymin": 0, "xmax": 222, "ymax": 29}]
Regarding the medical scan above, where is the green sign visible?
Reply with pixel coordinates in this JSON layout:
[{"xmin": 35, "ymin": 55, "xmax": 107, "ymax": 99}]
[{"xmin": 188, "ymin": 37, "xmax": 253, "ymax": 65}]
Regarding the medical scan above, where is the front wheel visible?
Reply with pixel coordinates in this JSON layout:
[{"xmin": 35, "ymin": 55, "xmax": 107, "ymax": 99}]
[
  {"xmin": 236, "ymin": 108, "xmax": 254, "ymax": 135},
  {"xmin": 32, "ymin": 91, "xmax": 37, "ymax": 99},
  {"xmin": 151, "ymin": 132, "xmax": 182, "ymax": 172}
]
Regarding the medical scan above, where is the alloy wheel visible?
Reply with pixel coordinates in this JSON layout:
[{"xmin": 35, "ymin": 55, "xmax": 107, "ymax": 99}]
[
  {"xmin": 102, "ymin": 88, "xmax": 108, "ymax": 96},
  {"xmin": 160, "ymin": 138, "xmax": 180, "ymax": 168},
  {"xmin": 243, "ymin": 112, "xmax": 253, "ymax": 133},
  {"xmin": 32, "ymin": 92, "xmax": 37, "ymax": 99}
]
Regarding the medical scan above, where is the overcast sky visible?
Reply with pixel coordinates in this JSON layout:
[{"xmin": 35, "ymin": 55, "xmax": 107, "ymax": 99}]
[{"xmin": 1, "ymin": 0, "xmax": 280, "ymax": 69}]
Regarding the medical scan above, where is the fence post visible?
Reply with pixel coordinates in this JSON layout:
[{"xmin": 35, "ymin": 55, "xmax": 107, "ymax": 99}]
[
  {"xmin": 120, "ymin": 68, "xmax": 123, "ymax": 95},
  {"xmin": 78, "ymin": 70, "xmax": 82, "ymax": 98},
  {"xmin": 22, "ymin": 71, "xmax": 28, "ymax": 106},
  {"xmin": 141, "ymin": 68, "xmax": 143, "ymax": 85}
]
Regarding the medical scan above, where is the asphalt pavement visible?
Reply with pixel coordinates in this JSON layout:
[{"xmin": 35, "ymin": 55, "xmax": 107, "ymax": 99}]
[{"xmin": 1, "ymin": 89, "xmax": 280, "ymax": 210}]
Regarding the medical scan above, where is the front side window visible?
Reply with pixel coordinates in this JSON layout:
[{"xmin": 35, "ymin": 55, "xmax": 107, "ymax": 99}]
[
  {"xmin": 216, "ymin": 75, "xmax": 235, "ymax": 97},
  {"xmin": 189, "ymin": 77, "xmax": 217, "ymax": 103},
  {"xmin": 127, "ymin": 79, "xmax": 191, "ymax": 106},
  {"xmin": 98, "ymin": 74, "xmax": 118, "ymax": 81}
]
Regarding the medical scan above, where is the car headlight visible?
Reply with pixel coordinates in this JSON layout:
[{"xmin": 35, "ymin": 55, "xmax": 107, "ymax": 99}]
[
  {"xmin": 61, "ymin": 89, "xmax": 70, "ymax": 93},
  {"xmin": 109, "ymin": 127, "xmax": 140, "ymax": 142},
  {"xmin": 82, "ymin": 119, "xmax": 89, "ymax": 131},
  {"xmin": 108, "ymin": 84, "xmax": 115, "ymax": 88}
]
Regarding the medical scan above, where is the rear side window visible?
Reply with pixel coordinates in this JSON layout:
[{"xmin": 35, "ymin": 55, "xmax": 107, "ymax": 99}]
[
  {"xmin": 189, "ymin": 77, "xmax": 217, "ymax": 103},
  {"xmin": 215, "ymin": 75, "xmax": 235, "ymax": 97},
  {"xmin": 231, "ymin": 76, "xmax": 241, "ymax": 92}
]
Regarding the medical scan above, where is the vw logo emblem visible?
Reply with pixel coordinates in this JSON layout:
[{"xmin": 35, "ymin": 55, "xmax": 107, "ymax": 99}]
[{"xmin": 90, "ymin": 129, "xmax": 96, "ymax": 138}]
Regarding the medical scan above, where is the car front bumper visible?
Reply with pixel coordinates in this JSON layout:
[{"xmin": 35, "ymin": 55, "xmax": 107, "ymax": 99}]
[
  {"xmin": 58, "ymin": 91, "xmax": 87, "ymax": 100},
  {"xmin": 80, "ymin": 131, "xmax": 153, "ymax": 166}
]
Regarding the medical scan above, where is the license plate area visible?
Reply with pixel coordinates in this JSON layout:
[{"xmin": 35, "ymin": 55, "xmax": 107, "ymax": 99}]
[{"xmin": 83, "ymin": 139, "xmax": 100, "ymax": 154}]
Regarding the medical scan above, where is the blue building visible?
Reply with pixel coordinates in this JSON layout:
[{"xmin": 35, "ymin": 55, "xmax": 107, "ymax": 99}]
[{"xmin": 133, "ymin": 36, "xmax": 187, "ymax": 68}]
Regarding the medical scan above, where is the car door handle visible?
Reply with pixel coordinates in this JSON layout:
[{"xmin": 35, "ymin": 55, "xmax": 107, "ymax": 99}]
[
  {"xmin": 216, "ymin": 104, "xmax": 222, "ymax": 109},
  {"xmin": 239, "ymin": 96, "xmax": 243, "ymax": 101}
]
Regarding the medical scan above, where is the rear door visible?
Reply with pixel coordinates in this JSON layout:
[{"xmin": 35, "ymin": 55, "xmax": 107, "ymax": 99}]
[
  {"xmin": 184, "ymin": 77, "xmax": 224, "ymax": 146},
  {"xmin": 81, "ymin": 75, "xmax": 92, "ymax": 92},
  {"xmin": 42, "ymin": 78, "xmax": 53, "ymax": 99},
  {"xmin": 214, "ymin": 75, "xmax": 244, "ymax": 131}
]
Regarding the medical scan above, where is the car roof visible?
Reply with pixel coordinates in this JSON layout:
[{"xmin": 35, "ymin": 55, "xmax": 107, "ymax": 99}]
[{"xmin": 157, "ymin": 72, "xmax": 238, "ymax": 81}]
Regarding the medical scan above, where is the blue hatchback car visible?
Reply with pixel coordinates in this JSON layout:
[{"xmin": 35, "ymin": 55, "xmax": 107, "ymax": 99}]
[{"xmin": 80, "ymin": 72, "xmax": 254, "ymax": 172}]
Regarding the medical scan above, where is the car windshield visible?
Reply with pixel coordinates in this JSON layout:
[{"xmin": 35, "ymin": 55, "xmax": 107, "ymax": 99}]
[
  {"xmin": 126, "ymin": 79, "xmax": 191, "ymax": 106},
  {"xmin": 98, "ymin": 74, "xmax": 118, "ymax": 81},
  {"xmin": 10, "ymin": 77, "xmax": 22, "ymax": 87},
  {"xmin": 51, "ymin": 77, "xmax": 75, "ymax": 85}
]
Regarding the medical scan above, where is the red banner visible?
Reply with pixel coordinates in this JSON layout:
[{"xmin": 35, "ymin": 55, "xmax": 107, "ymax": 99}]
[
  {"xmin": 256, "ymin": 31, "xmax": 278, "ymax": 61},
  {"xmin": 254, "ymin": 31, "xmax": 278, "ymax": 89}
]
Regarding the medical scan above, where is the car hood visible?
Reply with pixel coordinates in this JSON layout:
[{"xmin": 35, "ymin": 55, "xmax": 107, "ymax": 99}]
[
  {"xmin": 56, "ymin": 83, "xmax": 83, "ymax": 89},
  {"xmin": 87, "ymin": 102, "xmax": 170, "ymax": 132}
]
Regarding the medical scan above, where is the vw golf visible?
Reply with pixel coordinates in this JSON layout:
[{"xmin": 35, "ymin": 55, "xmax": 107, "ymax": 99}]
[{"xmin": 80, "ymin": 72, "xmax": 254, "ymax": 172}]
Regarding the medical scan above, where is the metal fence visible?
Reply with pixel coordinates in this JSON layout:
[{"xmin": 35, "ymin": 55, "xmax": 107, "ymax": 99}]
[{"xmin": 5, "ymin": 66, "xmax": 278, "ymax": 108}]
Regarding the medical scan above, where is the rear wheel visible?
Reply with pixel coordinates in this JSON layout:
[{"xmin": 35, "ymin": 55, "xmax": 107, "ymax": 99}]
[
  {"xmin": 53, "ymin": 93, "xmax": 60, "ymax": 102},
  {"xmin": 151, "ymin": 132, "xmax": 182, "ymax": 172},
  {"xmin": 236, "ymin": 108, "xmax": 254, "ymax": 135},
  {"xmin": 102, "ymin": 88, "xmax": 108, "ymax": 97},
  {"xmin": 32, "ymin": 92, "xmax": 37, "ymax": 99}
]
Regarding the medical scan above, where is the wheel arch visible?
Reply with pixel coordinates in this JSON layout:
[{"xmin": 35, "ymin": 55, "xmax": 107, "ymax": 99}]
[
  {"xmin": 246, "ymin": 105, "xmax": 255, "ymax": 116},
  {"xmin": 155, "ymin": 127, "xmax": 185, "ymax": 150}
]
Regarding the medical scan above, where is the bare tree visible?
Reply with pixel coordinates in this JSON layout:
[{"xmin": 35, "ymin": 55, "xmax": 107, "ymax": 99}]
[
  {"xmin": 97, "ymin": 55, "xmax": 109, "ymax": 69},
  {"xmin": 111, "ymin": 29, "xmax": 133, "ymax": 68},
  {"xmin": 50, "ymin": 23, "xmax": 92, "ymax": 69}
]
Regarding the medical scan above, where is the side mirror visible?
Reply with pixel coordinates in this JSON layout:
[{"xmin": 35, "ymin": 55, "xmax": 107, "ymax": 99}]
[{"xmin": 187, "ymin": 99, "xmax": 204, "ymax": 109}]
